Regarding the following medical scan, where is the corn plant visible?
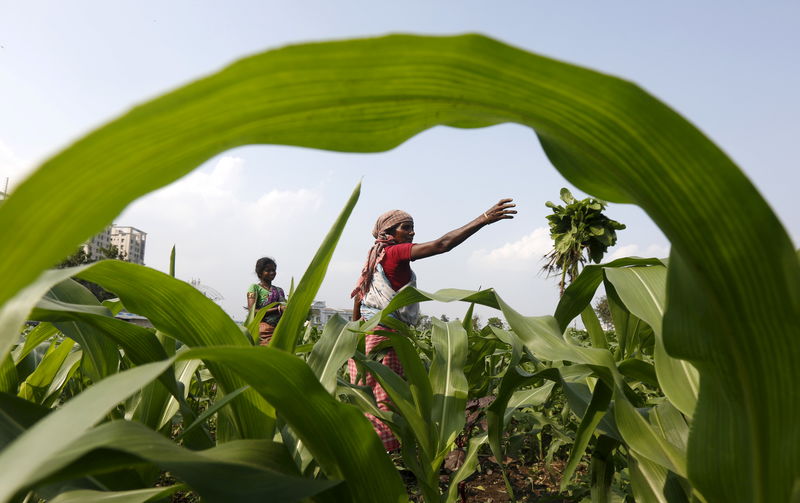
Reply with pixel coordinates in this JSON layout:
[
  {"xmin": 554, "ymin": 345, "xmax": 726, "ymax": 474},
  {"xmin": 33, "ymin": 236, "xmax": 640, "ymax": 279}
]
[
  {"xmin": 0, "ymin": 34, "xmax": 796, "ymax": 502},
  {"xmin": 342, "ymin": 317, "xmax": 474, "ymax": 503}
]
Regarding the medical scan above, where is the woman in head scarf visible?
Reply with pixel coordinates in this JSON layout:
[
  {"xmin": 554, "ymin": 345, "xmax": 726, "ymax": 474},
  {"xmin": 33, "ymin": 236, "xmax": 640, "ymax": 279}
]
[{"xmin": 349, "ymin": 198, "xmax": 517, "ymax": 450}]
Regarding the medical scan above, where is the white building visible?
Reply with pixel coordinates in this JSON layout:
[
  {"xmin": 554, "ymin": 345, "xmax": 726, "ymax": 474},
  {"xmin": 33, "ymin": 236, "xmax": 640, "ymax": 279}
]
[
  {"xmin": 309, "ymin": 300, "xmax": 353, "ymax": 327},
  {"xmin": 111, "ymin": 226, "xmax": 147, "ymax": 265},
  {"xmin": 83, "ymin": 226, "xmax": 113, "ymax": 261}
]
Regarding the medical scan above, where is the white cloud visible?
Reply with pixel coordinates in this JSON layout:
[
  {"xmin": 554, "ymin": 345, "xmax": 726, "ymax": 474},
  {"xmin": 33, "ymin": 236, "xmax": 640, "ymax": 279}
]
[
  {"xmin": 124, "ymin": 155, "xmax": 322, "ymax": 231},
  {"xmin": 608, "ymin": 243, "xmax": 670, "ymax": 261},
  {"xmin": 469, "ymin": 227, "xmax": 551, "ymax": 272},
  {"xmin": 116, "ymin": 155, "xmax": 325, "ymax": 318}
]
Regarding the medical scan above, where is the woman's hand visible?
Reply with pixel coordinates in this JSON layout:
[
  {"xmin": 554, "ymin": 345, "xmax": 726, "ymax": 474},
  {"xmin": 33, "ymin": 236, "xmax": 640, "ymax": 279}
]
[
  {"xmin": 410, "ymin": 197, "xmax": 518, "ymax": 260},
  {"xmin": 482, "ymin": 198, "xmax": 517, "ymax": 224}
]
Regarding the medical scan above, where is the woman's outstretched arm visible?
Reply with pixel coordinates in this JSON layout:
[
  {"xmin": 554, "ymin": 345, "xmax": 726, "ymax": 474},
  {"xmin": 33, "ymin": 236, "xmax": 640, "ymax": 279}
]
[{"xmin": 410, "ymin": 198, "xmax": 516, "ymax": 261}]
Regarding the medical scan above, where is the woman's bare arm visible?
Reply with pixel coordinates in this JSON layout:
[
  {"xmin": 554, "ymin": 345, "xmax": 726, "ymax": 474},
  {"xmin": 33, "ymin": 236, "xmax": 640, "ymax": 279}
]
[{"xmin": 410, "ymin": 198, "xmax": 516, "ymax": 260}]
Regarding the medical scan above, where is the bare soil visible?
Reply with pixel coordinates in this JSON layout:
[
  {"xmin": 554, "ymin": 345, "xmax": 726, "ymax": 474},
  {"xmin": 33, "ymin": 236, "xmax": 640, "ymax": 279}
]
[{"xmin": 457, "ymin": 457, "xmax": 587, "ymax": 503}]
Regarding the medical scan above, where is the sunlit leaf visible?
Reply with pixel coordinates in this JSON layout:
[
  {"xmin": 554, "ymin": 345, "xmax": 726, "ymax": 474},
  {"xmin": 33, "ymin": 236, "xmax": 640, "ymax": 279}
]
[{"xmin": 0, "ymin": 360, "xmax": 174, "ymax": 502}]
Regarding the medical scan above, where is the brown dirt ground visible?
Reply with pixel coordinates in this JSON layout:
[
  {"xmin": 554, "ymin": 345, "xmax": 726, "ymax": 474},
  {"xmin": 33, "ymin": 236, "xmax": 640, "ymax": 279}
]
[
  {"xmin": 401, "ymin": 455, "xmax": 588, "ymax": 503},
  {"xmin": 457, "ymin": 457, "xmax": 587, "ymax": 503}
]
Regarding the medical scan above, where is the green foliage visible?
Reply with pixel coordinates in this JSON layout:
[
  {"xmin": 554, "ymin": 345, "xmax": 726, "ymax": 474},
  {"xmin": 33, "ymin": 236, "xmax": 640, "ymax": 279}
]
[
  {"xmin": 594, "ymin": 295, "xmax": 613, "ymax": 330},
  {"xmin": 543, "ymin": 188, "xmax": 626, "ymax": 294},
  {"xmin": 56, "ymin": 245, "xmax": 126, "ymax": 302},
  {"xmin": 486, "ymin": 316, "xmax": 505, "ymax": 329}
]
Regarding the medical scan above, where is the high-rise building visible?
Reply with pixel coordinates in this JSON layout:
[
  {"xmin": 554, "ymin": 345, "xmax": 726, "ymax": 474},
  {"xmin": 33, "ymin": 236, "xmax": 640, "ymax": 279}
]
[
  {"xmin": 83, "ymin": 226, "xmax": 113, "ymax": 261},
  {"xmin": 110, "ymin": 226, "xmax": 147, "ymax": 265}
]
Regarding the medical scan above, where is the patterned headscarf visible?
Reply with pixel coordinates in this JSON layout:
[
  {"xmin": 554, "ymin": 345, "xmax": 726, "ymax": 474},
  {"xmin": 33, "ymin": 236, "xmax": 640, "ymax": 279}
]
[{"xmin": 351, "ymin": 210, "xmax": 414, "ymax": 302}]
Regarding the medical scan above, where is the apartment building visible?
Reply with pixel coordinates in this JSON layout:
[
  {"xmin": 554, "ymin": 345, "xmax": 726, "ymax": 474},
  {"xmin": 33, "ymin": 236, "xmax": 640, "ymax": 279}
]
[
  {"xmin": 111, "ymin": 226, "xmax": 147, "ymax": 265},
  {"xmin": 82, "ymin": 226, "xmax": 113, "ymax": 261},
  {"xmin": 309, "ymin": 300, "xmax": 353, "ymax": 328}
]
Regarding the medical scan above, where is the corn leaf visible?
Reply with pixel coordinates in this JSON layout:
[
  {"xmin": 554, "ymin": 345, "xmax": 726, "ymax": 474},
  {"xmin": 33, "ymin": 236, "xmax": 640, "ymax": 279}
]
[
  {"xmin": 560, "ymin": 380, "xmax": 612, "ymax": 490},
  {"xmin": 604, "ymin": 266, "xmax": 699, "ymax": 417},
  {"xmin": 43, "ymin": 280, "xmax": 120, "ymax": 383},
  {"xmin": 429, "ymin": 319, "xmax": 469, "ymax": 457},
  {"xmin": 0, "ymin": 360, "xmax": 174, "ymax": 502},
  {"xmin": 17, "ymin": 339, "xmax": 76, "ymax": 404},
  {"xmin": 179, "ymin": 347, "xmax": 407, "ymax": 503},
  {"xmin": 270, "ymin": 183, "xmax": 360, "ymax": 353},
  {"xmin": 73, "ymin": 261, "xmax": 273, "ymax": 439},
  {"xmin": 33, "ymin": 421, "xmax": 336, "ymax": 503},
  {"xmin": 49, "ymin": 486, "xmax": 182, "ymax": 503},
  {"xmin": 307, "ymin": 315, "xmax": 359, "ymax": 394}
]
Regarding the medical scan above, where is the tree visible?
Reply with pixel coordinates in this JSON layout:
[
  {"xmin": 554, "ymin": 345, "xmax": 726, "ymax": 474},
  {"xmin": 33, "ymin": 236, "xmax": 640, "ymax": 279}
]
[
  {"xmin": 594, "ymin": 295, "xmax": 613, "ymax": 330},
  {"xmin": 542, "ymin": 188, "xmax": 626, "ymax": 295},
  {"xmin": 56, "ymin": 245, "xmax": 126, "ymax": 301},
  {"xmin": 471, "ymin": 315, "xmax": 482, "ymax": 331},
  {"xmin": 415, "ymin": 314, "xmax": 433, "ymax": 332},
  {"xmin": 486, "ymin": 316, "xmax": 505, "ymax": 329},
  {"xmin": 439, "ymin": 314, "xmax": 450, "ymax": 323}
]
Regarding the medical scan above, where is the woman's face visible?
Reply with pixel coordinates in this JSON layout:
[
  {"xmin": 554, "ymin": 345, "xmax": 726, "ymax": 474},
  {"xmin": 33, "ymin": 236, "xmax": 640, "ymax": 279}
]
[
  {"xmin": 391, "ymin": 221, "xmax": 415, "ymax": 244},
  {"xmin": 260, "ymin": 264, "xmax": 277, "ymax": 283}
]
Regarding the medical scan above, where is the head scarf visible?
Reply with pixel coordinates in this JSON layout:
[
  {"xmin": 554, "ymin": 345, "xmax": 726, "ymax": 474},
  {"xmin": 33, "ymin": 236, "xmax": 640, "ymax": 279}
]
[{"xmin": 351, "ymin": 210, "xmax": 414, "ymax": 302}]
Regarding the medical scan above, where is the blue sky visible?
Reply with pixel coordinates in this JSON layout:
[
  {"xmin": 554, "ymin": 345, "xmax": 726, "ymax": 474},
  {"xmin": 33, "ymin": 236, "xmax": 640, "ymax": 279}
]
[{"xmin": 1, "ymin": 1, "xmax": 797, "ymax": 321}]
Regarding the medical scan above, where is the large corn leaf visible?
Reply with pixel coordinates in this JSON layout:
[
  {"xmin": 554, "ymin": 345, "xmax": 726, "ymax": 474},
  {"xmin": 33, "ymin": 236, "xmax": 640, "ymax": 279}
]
[
  {"xmin": 17, "ymin": 338, "xmax": 76, "ymax": 404},
  {"xmin": 0, "ymin": 392, "xmax": 50, "ymax": 448},
  {"xmin": 30, "ymin": 281, "xmax": 213, "ymax": 447},
  {"xmin": 178, "ymin": 347, "xmax": 407, "ymax": 503},
  {"xmin": 0, "ymin": 34, "xmax": 795, "ymax": 501},
  {"xmin": 428, "ymin": 319, "xmax": 469, "ymax": 458},
  {"xmin": 0, "ymin": 360, "xmax": 174, "ymax": 502},
  {"xmin": 369, "ymin": 286, "xmax": 687, "ymax": 480},
  {"xmin": 49, "ymin": 486, "xmax": 181, "ymax": 503},
  {"xmin": 307, "ymin": 315, "xmax": 359, "ymax": 394},
  {"xmin": 43, "ymin": 280, "xmax": 120, "ymax": 383},
  {"xmin": 553, "ymin": 257, "xmax": 663, "ymax": 332},
  {"xmin": 29, "ymin": 421, "xmax": 336, "ymax": 503},
  {"xmin": 604, "ymin": 266, "xmax": 699, "ymax": 417},
  {"xmin": 73, "ymin": 260, "xmax": 273, "ymax": 439},
  {"xmin": 0, "ymin": 266, "xmax": 91, "ymax": 362}
]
